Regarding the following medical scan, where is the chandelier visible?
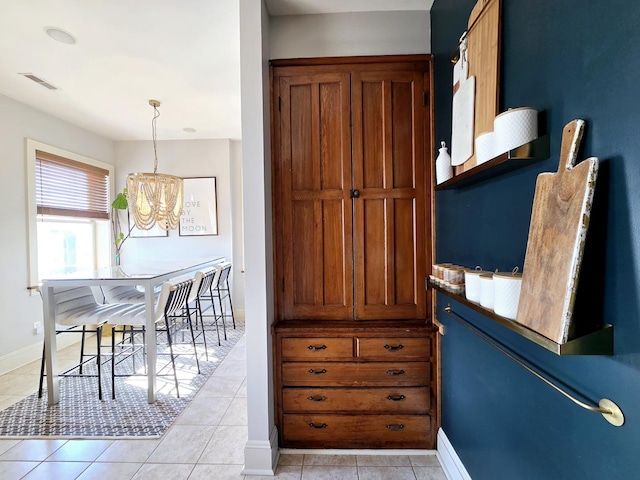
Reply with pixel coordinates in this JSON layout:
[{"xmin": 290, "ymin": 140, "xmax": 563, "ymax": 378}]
[{"xmin": 127, "ymin": 100, "xmax": 183, "ymax": 230}]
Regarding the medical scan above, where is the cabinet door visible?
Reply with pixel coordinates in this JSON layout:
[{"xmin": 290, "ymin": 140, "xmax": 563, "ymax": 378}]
[
  {"xmin": 278, "ymin": 73, "xmax": 353, "ymax": 320},
  {"xmin": 352, "ymin": 70, "xmax": 428, "ymax": 320}
]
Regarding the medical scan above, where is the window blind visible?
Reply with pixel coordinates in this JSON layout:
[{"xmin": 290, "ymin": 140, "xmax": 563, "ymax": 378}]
[{"xmin": 35, "ymin": 150, "xmax": 110, "ymax": 220}]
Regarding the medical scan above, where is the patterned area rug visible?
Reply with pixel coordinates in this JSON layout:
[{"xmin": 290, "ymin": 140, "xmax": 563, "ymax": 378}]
[{"xmin": 0, "ymin": 319, "xmax": 244, "ymax": 438}]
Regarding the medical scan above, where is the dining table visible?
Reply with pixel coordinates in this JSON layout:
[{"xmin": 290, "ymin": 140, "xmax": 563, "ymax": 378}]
[{"xmin": 39, "ymin": 256, "xmax": 225, "ymax": 405}]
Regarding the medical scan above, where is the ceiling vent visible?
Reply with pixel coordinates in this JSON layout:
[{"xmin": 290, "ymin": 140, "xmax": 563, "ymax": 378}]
[{"xmin": 19, "ymin": 73, "xmax": 58, "ymax": 90}]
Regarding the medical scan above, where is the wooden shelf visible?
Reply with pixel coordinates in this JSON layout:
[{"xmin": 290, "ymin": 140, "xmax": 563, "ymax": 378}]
[
  {"xmin": 435, "ymin": 136, "xmax": 550, "ymax": 190},
  {"xmin": 430, "ymin": 283, "xmax": 613, "ymax": 355}
]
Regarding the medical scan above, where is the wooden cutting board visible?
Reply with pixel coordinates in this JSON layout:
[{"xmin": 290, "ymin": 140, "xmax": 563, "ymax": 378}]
[
  {"xmin": 516, "ymin": 119, "xmax": 599, "ymax": 344},
  {"xmin": 451, "ymin": 75, "xmax": 476, "ymax": 166}
]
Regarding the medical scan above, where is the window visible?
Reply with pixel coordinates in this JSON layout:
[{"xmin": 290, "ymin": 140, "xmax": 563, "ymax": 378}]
[{"xmin": 26, "ymin": 140, "xmax": 114, "ymax": 289}]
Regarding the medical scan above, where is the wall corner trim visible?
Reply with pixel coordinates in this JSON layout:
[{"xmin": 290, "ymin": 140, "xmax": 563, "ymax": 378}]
[
  {"xmin": 437, "ymin": 428, "xmax": 472, "ymax": 480},
  {"xmin": 242, "ymin": 425, "xmax": 279, "ymax": 476}
]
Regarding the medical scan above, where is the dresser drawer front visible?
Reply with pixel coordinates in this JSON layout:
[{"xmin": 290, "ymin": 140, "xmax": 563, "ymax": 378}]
[
  {"xmin": 282, "ymin": 362, "xmax": 430, "ymax": 386},
  {"xmin": 281, "ymin": 337, "xmax": 353, "ymax": 360},
  {"xmin": 282, "ymin": 387, "xmax": 430, "ymax": 413},
  {"xmin": 282, "ymin": 414, "xmax": 431, "ymax": 449},
  {"xmin": 357, "ymin": 337, "xmax": 431, "ymax": 360}
]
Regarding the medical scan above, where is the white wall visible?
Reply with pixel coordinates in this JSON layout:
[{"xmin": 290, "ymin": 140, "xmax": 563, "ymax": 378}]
[
  {"xmin": 113, "ymin": 139, "xmax": 245, "ymax": 317},
  {"xmin": 0, "ymin": 93, "xmax": 114, "ymax": 372},
  {"xmin": 240, "ymin": 0, "xmax": 277, "ymax": 475},
  {"xmin": 269, "ymin": 10, "xmax": 431, "ymax": 59}
]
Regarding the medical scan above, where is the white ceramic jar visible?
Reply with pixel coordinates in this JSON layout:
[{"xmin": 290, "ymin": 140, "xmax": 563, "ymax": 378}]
[
  {"xmin": 493, "ymin": 270, "xmax": 523, "ymax": 320},
  {"xmin": 479, "ymin": 273, "xmax": 495, "ymax": 310},
  {"xmin": 464, "ymin": 268, "xmax": 490, "ymax": 303}
]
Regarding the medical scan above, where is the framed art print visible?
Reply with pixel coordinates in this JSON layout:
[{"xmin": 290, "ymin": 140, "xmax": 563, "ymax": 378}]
[{"xmin": 179, "ymin": 177, "xmax": 218, "ymax": 236}]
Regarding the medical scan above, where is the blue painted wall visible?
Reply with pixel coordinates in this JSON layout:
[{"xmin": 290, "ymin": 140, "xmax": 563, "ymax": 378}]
[{"xmin": 432, "ymin": 1, "xmax": 640, "ymax": 479}]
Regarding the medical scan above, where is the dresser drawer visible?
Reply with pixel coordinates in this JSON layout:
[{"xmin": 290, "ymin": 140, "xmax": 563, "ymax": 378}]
[
  {"xmin": 282, "ymin": 387, "xmax": 430, "ymax": 414},
  {"xmin": 357, "ymin": 337, "xmax": 431, "ymax": 360},
  {"xmin": 282, "ymin": 413, "xmax": 432, "ymax": 449},
  {"xmin": 281, "ymin": 337, "xmax": 353, "ymax": 360},
  {"xmin": 282, "ymin": 362, "xmax": 430, "ymax": 387}
]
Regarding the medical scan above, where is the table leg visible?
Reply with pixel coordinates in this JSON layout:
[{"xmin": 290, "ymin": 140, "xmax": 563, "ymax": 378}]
[
  {"xmin": 145, "ymin": 283, "xmax": 157, "ymax": 403},
  {"xmin": 42, "ymin": 286, "xmax": 59, "ymax": 405}
]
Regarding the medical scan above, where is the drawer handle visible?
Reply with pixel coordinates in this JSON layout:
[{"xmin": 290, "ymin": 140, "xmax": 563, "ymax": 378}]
[
  {"xmin": 386, "ymin": 424, "xmax": 405, "ymax": 431},
  {"xmin": 386, "ymin": 369, "xmax": 405, "ymax": 376},
  {"xmin": 308, "ymin": 395, "xmax": 327, "ymax": 402},
  {"xmin": 308, "ymin": 368, "xmax": 327, "ymax": 375},
  {"xmin": 387, "ymin": 394, "xmax": 406, "ymax": 401},
  {"xmin": 384, "ymin": 344, "xmax": 404, "ymax": 351},
  {"xmin": 308, "ymin": 422, "xmax": 328, "ymax": 429},
  {"xmin": 308, "ymin": 344, "xmax": 327, "ymax": 351}
]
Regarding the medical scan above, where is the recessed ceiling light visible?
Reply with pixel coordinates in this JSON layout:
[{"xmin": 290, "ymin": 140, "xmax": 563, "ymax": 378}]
[
  {"xmin": 183, "ymin": 127, "xmax": 197, "ymax": 133},
  {"xmin": 44, "ymin": 27, "xmax": 77, "ymax": 45}
]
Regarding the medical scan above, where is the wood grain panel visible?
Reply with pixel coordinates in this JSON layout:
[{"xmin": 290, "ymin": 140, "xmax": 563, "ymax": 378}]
[
  {"xmin": 516, "ymin": 120, "xmax": 599, "ymax": 343},
  {"xmin": 281, "ymin": 337, "xmax": 353, "ymax": 361},
  {"xmin": 282, "ymin": 387, "xmax": 430, "ymax": 413},
  {"xmin": 282, "ymin": 361, "xmax": 431, "ymax": 387},
  {"xmin": 457, "ymin": 0, "xmax": 502, "ymax": 173},
  {"xmin": 391, "ymin": 81, "xmax": 414, "ymax": 189},
  {"xmin": 352, "ymin": 70, "xmax": 427, "ymax": 320},
  {"xmin": 282, "ymin": 414, "xmax": 431, "ymax": 448},
  {"xmin": 319, "ymin": 82, "xmax": 345, "ymax": 190},
  {"xmin": 357, "ymin": 337, "xmax": 431, "ymax": 360},
  {"xmin": 279, "ymin": 73, "xmax": 353, "ymax": 320}
]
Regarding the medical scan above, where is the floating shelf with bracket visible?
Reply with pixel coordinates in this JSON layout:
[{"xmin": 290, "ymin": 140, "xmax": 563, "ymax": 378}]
[
  {"xmin": 435, "ymin": 135, "xmax": 550, "ymax": 190},
  {"xmin": 430, "ymin": 282, "xmax": 613, "ymax": 356}
]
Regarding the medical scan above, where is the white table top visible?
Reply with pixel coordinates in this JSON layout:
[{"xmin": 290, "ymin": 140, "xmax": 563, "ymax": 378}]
[{"xmin": 40, "ymin": 256, "xmax": 225, "ymax": 284}]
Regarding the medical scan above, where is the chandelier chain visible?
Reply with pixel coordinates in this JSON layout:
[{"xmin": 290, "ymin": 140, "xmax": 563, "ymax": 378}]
[{"xmin": 152, "ymin": 104, "xmax": 160, "ymax": 174}]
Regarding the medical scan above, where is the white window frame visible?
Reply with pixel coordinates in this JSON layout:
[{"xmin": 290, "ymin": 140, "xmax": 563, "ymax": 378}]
[{"xmin": 26, "ymin": 139, "xmax": 115, "ymax": 294}]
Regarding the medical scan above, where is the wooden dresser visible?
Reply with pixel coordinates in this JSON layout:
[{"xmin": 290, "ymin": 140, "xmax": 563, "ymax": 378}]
[
  {"xmin": 270, "ymin": 55, "xmax": 436, "ymax": 449},
  {"xmin": 274, "ymin": 321, "xmax": 437, "ymax": 449}
]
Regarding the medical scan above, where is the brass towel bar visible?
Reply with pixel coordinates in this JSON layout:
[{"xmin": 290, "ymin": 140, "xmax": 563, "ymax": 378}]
[{"xmin": 443, "ymin": 304, "xmax": 625, "ymax": 427}]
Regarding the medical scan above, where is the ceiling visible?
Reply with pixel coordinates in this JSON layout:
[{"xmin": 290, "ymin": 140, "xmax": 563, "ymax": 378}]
[{"xmin": 0, "ymin": 0, "xmax": 432, "ymax": 142}]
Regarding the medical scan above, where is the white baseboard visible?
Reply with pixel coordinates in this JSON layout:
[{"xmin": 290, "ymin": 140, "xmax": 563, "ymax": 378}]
[
  {"xmin": 0, "ymin": 334, "xmax": 88, "ymax": 376},
  {"xmin": 279, "ymin": 448, "xmax": 437, "ymax": 456},
  {"xmin": 437, "ymin": 428, "xmax": 472, "ymax": 480},
  {"xmin": 242, "ymin": 425, "xmax": 279, "ymax": 475}
]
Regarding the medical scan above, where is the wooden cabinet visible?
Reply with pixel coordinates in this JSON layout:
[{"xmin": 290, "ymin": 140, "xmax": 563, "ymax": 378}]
[
  {"xmin": 271, "ymin": 55, "xmax": 435, "ymax": 449},
  {"xmin": 272, "ymin": 56, "xmax": 432, "ymax": 322},
  {"xmin": 274, "ymin": 322, "xmax": 437, "ymax": 449}
]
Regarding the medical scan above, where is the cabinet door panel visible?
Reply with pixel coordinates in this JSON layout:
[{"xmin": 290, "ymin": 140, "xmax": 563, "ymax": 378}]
[
  {"xmin": 352, "ymin": 70, "xmax": 427, "ymax": 320},
  {"xmin": 279, "ymin": 74, "xmax": 353, "ymax": 320}
]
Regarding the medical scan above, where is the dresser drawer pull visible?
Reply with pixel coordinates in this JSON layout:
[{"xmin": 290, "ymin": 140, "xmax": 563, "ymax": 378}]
[
  {"xmin": 386, "ymin": 394, "xmax": 406, "ymax": 401},
  {"xmin": 384, "ymin": 344, "xmax": 404, "ymax": 351},
  {"xmin": 308, "ymin": 422, "xmax": 328, "ymax": 429},
  {"xmin": 386, "ymin": 369, "xmax": 405, "ymax": 376},
  {"xmin": 308, "ymin": 344, "xmax": 327, "ymax": 351},
  {"xmin": 308, "ymin": 395, "xmax": 327, "ymax": 402},
  {"xmin": 386, "ymin": 424, "xmax": 405, "ymax": 431},
  {"xmin": 308, "ymin": 368, "xmax": 327, "ymax": 375}
]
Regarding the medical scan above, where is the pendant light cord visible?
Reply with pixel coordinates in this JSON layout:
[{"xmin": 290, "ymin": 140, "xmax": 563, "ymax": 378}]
[{"xmin": 152, "ymin": 104, "xmax": 160, "ymax": 174}]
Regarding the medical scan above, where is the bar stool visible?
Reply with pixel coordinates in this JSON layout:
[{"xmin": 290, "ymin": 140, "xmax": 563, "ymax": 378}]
[
  {"xmin": 213, "ymin": 262, "xmax": 236, "ymax": 329},
  {"xmin": 107, "ymin": 277, "xmax": 201, "ymax": 399},
  {"xmin": 192, "ymin": 268, "xmax": 227, "ymax": 348},
  {"xmin": 38, "ymin": 286, "xmax": 135, "ymax": 400}
]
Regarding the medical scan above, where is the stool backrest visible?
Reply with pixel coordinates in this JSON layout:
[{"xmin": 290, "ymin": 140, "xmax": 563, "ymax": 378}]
[
  {"xmin": 216, "ymin": 262, "xmax": 232, "ymax": 288},
  {"xmin": 53, "ymin": 287, "xmax": 98, "ymax": 317},
  {"xmin": 198, "ymin": 268, "xmax": 219, "ymax": 296},
  {"xmin": 160, "ymin": 279, "xmax": 194, "ymax": 320},
  {"xmin": 187, "ymin": 271, "xmax": 205, "ymax": 303}
]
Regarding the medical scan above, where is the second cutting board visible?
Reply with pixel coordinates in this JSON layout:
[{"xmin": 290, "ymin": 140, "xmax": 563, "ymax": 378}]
[{"xmin": 516, "ymin": 119, "xmax": 599, "ymax": 344}]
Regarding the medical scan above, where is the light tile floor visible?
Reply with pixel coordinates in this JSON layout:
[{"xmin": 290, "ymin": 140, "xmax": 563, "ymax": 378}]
[{"xmin": 0, "ymin": 334, "xmax": 446, "ymax": 479}]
